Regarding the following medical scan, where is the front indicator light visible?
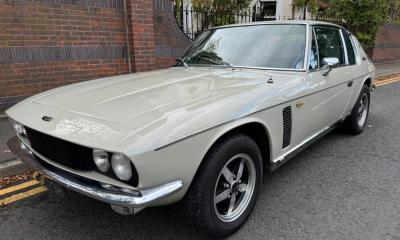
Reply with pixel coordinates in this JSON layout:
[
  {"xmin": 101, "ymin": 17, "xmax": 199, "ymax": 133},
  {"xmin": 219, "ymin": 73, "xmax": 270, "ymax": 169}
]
[
  {"xmin": 20, "ymin": 141, "xmax": 27, "ymax": 151},
  {"xmin": 93, "ymin": 149, "xmax": 110, "ymax": 173},
  {"xmin": 111, "ymin": 153, "xmax": 132, "ymax": 181}
]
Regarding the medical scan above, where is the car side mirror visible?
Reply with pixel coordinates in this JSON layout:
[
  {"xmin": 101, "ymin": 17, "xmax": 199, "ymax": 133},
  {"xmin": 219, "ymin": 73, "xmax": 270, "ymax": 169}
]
[{"xmin": 321, "ymin": 57, "xmax": 340, "ymax": 76}]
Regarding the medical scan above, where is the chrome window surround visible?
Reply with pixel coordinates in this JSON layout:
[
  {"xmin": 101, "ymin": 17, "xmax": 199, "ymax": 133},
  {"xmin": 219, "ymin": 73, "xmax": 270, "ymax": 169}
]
[
  {"xmin": 187, "ymin": 23, "xmax": 311, "ymax": 72},
  {"xmin": 307, "ymin": 24, "xmax": 350, "ymax": 72}
]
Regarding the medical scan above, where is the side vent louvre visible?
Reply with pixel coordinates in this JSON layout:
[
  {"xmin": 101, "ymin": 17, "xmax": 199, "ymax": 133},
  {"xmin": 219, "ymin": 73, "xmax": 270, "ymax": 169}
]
[{"xmin": 282, "ymin": 106, "xmax": 292, "ymax": 149}]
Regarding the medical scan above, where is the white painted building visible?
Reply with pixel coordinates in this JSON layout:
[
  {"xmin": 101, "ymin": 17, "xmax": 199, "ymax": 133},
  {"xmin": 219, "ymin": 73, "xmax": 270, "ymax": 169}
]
[{"xmin": 251, "ymin": 0, "xmax": 312, "ymax": 21}]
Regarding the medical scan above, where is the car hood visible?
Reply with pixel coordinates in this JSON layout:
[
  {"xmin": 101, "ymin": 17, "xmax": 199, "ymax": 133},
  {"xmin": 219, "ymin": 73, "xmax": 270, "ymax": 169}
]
[
  {"xmin": 30, "ymin": 67, "xmax": 265, "ymax": 123},
  {"xmin": 7, "ymin": 67, "xmax": 305, "ymax": 153}
]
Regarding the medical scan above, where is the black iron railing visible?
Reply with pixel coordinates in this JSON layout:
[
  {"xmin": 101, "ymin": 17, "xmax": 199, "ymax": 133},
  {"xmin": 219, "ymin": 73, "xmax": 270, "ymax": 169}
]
[{"xmin": 174, "ymin": 4, "xmax": 346, "ymax": 40}]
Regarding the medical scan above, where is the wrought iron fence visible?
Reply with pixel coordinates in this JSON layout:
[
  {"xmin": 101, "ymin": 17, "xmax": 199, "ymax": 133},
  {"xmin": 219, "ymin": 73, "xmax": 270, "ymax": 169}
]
[{"xmin": 174, "ymin": 4, "xmax": 346, "ymax": 40}]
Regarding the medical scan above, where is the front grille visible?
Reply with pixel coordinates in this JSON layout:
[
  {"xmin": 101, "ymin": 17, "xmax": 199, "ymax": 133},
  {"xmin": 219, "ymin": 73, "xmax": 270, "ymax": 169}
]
[{"xmin": 25, "ymin": 127, "xmax": 95, "ymax": 170}]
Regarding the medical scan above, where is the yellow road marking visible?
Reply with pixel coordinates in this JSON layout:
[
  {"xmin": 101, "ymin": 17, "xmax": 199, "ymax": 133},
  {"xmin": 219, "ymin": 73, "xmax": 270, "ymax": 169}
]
[
  {"xmin": 0, "ymin": 180, "xmax": 39, "ymax": 197},
  {"xmin": 0, "ymin": 186, "xmax": 47, "ymax": 206},
  {"xmin": 374, "ymin": 77, "xmax": 400, "ymax": 87}
]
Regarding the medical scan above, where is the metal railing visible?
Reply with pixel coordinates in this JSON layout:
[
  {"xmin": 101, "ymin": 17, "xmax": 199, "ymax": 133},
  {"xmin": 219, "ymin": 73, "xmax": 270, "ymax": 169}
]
[{"xmin": 174, "ymin": 4, "xmax": 346, "ymax": 40}]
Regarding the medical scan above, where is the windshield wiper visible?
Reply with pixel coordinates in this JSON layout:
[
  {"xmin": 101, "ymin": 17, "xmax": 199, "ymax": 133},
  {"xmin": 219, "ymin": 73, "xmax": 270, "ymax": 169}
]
[
  {"xmin": 176, "ymin": 58, "xmax": 188, "ymax": 68},
  {"xmin": 198, "ymin": 56, "xmax": 236, "ymax": 70}
]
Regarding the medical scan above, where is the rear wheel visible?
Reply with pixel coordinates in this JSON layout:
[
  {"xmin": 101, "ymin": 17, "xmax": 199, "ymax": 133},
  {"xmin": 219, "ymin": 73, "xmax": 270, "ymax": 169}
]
[
  {"xmin": 343, "ymin": 84, "xmax": 370, "ymax": 135},
  {"xmin": 185, "ymin": 134, "xmax": 262, "ymax": 238}
]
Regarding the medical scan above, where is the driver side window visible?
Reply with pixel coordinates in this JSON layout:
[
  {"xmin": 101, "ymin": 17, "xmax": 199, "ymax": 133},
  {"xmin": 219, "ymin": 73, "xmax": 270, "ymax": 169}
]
[{"xmin": 314, "ymin": 26, "xmax": 345, "ymax": 66}]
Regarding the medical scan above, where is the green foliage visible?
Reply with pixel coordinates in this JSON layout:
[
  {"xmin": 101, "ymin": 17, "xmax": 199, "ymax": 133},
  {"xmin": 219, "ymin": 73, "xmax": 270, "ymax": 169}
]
[
  {"xmin": 293, "ymin": 0, "xmax": 319, "ymax": 16},
  {"xmin": 192, "ymin": 0, "xmax": 251, "ymax": 11},
  {"xmin": 192, "ymin": 0, "xmax": 252, "ymax": 34},
  {"xmin": 388, "ymin": 0, "xmax": 400, "ymax": 22},
  {"xmin": 320, "ymin": 0, "xmax": 389, "ymax": 49}
]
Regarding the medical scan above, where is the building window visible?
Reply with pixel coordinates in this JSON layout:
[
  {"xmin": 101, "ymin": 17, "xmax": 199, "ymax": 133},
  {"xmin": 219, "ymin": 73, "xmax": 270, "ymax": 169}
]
[
  {"xmin": 261, "ymin": 1, "xmax": 276, "ymax": 20},
  {"xmin": 255, "ymin": 1, "xmax": 277, "ymax": 21}
]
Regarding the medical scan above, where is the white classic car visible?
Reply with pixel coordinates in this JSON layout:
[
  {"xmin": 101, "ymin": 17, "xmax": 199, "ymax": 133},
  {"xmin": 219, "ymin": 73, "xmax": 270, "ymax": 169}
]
[{"xmin": 7, "ymin": 21, "xmax": 374, "ymax": 237}]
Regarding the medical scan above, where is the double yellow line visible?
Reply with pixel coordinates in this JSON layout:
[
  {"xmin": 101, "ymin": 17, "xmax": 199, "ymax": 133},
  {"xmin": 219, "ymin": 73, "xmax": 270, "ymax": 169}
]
[
  {"xmin": 0, "ymin": 180, "xmax": 47, "ymax": 206},
  {"xmin": 374, "ymin": 76, "xmax": 400, "ymax": 87}
]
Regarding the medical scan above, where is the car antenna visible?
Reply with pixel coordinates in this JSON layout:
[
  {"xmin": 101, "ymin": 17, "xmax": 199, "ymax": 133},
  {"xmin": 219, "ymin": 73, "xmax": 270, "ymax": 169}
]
[{"xmin": 267, "ymin": 76, "xmax": 273, "ymax": 83}]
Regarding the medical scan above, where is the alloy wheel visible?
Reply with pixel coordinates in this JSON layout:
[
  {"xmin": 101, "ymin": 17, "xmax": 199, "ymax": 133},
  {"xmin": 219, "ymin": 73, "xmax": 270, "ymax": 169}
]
[
  {"xmin": 357, "ymin": 93, "xmax": 369, "ymax": 127},
  {"xmin": 213, "ymin": 153, "xmax": 256, "ymax": 223}
]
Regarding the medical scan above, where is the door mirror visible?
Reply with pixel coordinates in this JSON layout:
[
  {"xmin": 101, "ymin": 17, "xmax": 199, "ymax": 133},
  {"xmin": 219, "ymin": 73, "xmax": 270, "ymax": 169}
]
[{"xmin": 321, "ymin": 57, "xmax": 340, "ymax": 76}]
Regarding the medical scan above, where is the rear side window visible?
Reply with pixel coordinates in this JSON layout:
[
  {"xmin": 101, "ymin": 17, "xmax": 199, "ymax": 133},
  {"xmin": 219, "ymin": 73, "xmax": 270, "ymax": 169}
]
[
  {"xmin": 342, "ymin": 30, "xmax": 356, "ymax": 65},
  {"xmin": 314, "ymin": 27, "xmax": 345, "ymax": 65}
]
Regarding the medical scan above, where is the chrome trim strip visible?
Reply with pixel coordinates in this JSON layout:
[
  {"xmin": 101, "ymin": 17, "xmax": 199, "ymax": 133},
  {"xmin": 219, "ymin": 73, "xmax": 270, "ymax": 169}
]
[
  {"xmin": 270, "ymin": 120, "xmax": 340, "ymax": 171},
  {"xmin": 7, "ymin": 136, "xmax": 183, "ymax": 208},
  {"xmin": 340, "ymin": 29, "xmax": 349, "ymax": 65}
]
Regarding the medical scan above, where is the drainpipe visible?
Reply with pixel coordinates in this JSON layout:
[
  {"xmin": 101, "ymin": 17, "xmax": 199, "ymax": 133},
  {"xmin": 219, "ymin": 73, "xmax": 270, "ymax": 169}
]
[{"xmin": 123, "ymin": 0, "xmax": 133, "ymax": 73}]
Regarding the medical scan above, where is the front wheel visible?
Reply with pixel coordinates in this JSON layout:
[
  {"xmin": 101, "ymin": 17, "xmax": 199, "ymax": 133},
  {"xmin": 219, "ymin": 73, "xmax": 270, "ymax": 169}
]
[
  {"xmin": 185, "ymin": 134, "xmax": 262, "ymax": 238},
  {"xmin": 343, "ymin": 84, "xmax": 370, "ymax": 135}
]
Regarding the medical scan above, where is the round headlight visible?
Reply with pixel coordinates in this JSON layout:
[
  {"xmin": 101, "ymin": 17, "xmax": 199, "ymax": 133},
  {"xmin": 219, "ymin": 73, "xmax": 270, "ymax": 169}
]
[
  {"xmin": 111, "ymin": 153, "xmax": 132, "ymax": 181},
  {"xmin": 93, "ymin": 149, "xmax": 109, "ymax": 173},
  {"xmin": 13, "ymin": 123, "xmax": 24, "ymax": 135}
]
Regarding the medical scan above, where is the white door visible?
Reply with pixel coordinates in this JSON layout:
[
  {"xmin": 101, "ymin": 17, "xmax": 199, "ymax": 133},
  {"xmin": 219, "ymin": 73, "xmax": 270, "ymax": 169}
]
[{"xmin": 295, "ymin": 25, "xmax": 354, "ymax": 141}]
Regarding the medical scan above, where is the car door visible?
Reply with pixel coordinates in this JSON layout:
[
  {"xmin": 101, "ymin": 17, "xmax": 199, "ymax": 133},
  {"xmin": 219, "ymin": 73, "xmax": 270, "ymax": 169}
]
[
  {"xmin": 296, "ymin": 25, "xmax": 354, "ymax": 140},
  {"xmin": 341, "ymin": 29, "xmax": 374, "ymax": 115}
]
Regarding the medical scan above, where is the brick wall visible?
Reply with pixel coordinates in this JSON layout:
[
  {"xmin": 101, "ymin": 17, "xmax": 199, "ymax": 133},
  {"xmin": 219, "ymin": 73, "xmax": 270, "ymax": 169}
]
[
  {"xmin": 153, "ymin": 0, "xmax": 192, "ymax": 68},
  {"xmin": 0, "ymin": 0, "xmax": 130, "ymax": 111},
  {"xmin": 0, "ymin": 0, "xmax": 191, "ymax": 112},
  {"xmin": 372, "ymin": 24, "xmax": 400, "ymax": 63}
]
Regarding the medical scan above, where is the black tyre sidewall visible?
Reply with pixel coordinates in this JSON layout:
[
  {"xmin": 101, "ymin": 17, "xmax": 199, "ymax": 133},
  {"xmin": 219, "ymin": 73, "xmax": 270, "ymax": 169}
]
[
  {"xmin": 188, "ymin": 134, "xmax": 263, "ymax": 237},
  {"xmin": 345, "ymin": 84, "xmax": 370, "ymax": 134}
]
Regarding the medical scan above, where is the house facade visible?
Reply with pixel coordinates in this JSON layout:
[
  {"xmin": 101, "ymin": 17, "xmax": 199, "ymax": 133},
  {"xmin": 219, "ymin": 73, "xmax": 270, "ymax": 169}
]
[{"xmin": 251, "ymin": 0, "xmax": 310, "ymax": 20}]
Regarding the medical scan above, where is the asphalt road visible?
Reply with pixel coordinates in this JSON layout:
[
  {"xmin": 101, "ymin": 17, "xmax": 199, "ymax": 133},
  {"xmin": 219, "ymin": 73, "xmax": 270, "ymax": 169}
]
[{"xmin": 1, "ymin": 81, "xmax": 400, "ymax": 240}]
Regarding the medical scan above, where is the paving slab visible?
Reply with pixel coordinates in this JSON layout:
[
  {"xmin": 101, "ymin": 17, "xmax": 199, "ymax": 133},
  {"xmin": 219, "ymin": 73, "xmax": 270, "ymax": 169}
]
[
  {"xmin": 0, "ymin": 118, "xmax": 15, "ymax": 164},
  {"xmin": 375, "ymin": 61, "xmax": 400, "ymax": 77}
]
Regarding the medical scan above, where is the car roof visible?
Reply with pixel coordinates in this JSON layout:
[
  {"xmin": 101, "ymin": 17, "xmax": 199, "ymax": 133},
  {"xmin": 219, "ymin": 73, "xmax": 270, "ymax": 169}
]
[{"xmin": 209, "ymin": 20, "xmax": 343, "ymax": 30}]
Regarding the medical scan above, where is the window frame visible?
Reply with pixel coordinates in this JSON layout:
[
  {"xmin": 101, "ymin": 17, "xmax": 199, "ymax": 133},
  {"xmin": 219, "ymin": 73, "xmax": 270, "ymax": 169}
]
[
  {"xmin": 186, "ymin": 23, "xmax": 311, "ymax": 72},
  {"xmin": 307, "ymin": 24, "xmax": 348, "ymax": 72},
  {"xmin": 340, "ymin": 29, "xmax": 358, "ymax": 66},
  {"xmin": 308, "ymin": 27, "xmax": 320, "ymax": 71},
  {"xmin": 351, "ymin": 35, "xmax": 361, "ymax": 64}
]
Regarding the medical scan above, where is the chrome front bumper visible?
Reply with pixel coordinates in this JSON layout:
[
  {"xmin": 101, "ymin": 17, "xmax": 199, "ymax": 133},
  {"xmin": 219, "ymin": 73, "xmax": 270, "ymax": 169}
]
[{"xmin": 7, "ymin": 136, "xmax": 183, "ymax": 208}]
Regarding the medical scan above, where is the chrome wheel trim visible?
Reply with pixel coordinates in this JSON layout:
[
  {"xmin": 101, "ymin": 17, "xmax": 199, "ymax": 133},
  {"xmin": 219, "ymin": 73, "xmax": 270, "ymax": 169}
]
[
  {"xmin": 357, "ymin": 93, "xmax": 369, "ymax": 127},
  {"xmin": 213, "ymin": 153, "xmax": 256, "ymax": 223}
]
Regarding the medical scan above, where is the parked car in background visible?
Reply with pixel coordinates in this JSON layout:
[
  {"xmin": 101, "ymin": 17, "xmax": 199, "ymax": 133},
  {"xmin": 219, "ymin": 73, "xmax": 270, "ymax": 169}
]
[{"xmin": 7, "ymin": 21, "xmax": 375, "ymax": 238}]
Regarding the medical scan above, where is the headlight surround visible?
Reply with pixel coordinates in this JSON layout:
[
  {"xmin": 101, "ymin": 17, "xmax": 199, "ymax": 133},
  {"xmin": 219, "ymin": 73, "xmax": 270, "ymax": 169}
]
[
  {"xmin": 10, "ymin": 119, "xmax": 25, "ymax": 136},
  {"xmin": 111, "ymin": 153, "xmax": 132, "ymax": 181},
  {"xmin": 93, "ymin": 149, "xmax": 110, "ymax": 173}
]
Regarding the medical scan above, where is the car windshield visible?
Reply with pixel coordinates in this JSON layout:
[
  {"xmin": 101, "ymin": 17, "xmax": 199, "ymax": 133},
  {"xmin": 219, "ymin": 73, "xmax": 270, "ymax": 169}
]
[{"xmin": 180, "ymin": 24, "xmax": 307, "ymax": 70}]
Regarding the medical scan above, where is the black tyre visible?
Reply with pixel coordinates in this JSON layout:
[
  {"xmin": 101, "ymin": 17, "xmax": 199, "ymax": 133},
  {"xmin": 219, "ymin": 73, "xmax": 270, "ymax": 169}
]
[
  {"xmin": 185, "ymin": 134, "xmax": 263, "ymax": 238},
  {"xmin": 343, "ymin": 84, "xmax": 370, "ymax": 135}
]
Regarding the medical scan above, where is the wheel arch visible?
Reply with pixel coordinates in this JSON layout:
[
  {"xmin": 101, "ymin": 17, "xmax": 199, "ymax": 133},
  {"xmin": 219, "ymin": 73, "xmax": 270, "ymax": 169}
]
[
  {"xmin": 192, "ymin": 120, "xmax": 273, "ymax": 187},
  {"xmin": 364, "ymin": 77, "xmax": 372, "ymax": 88}
]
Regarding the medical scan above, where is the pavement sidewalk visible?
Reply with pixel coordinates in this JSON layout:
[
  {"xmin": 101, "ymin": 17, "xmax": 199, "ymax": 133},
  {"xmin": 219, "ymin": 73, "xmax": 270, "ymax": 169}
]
[
  {"xmin": 0, "ymin": 118, "xmax": 16, "ymax": 164},
  {"xmin": 375, "ymin": 61, "xmax": 400, "ymax": 77},
  {"xmin": 0, "ymin": 118, "xmax": 31, "ymax": 177}
]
